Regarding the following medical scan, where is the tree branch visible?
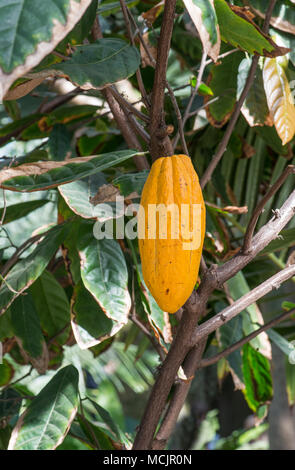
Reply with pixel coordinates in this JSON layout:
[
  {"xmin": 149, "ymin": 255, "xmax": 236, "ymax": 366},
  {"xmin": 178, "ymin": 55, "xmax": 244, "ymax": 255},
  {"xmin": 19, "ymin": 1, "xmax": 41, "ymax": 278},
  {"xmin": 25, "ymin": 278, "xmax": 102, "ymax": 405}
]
[
  {"xmin": 198, "ymin": 307, "xmax": 295, "ymax": 369},
  {"xmin": 194, "ymin": 264, "xmax": 295, "ymax": 343}
]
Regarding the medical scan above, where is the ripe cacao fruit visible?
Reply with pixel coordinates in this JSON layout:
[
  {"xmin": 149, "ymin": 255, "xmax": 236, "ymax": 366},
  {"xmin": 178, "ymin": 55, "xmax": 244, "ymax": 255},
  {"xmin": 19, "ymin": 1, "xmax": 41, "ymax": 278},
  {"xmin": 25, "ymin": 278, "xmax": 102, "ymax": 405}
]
[{"xmin": 138, "ymin": 154, "xmax": 205, "ymax": 313}]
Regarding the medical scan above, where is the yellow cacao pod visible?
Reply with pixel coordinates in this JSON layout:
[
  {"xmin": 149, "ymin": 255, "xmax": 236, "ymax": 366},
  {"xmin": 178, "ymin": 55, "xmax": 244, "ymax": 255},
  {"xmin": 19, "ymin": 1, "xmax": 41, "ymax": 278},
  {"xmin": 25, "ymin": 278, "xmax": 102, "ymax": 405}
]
[{"xmin": 138, "ymin": 154, "xmax": 205, "ymax": 313}]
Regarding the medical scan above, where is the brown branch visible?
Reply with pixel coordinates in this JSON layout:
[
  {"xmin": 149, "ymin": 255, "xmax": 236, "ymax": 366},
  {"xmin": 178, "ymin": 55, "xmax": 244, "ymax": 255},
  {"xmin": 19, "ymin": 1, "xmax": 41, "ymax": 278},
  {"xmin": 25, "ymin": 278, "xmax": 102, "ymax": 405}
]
[
  {"xmin": 243, "ymin": 165, "xmax": 295, "ymax": 254},
  {"xmin": 198, "ymin": 307, "xmax": 295, "ymax": 369},
  {"xmin": 148, "ymin": 0, "xmax": 177, "ymax": 160},
  {"xmin": 173, "ymin": 51, "xmax": 207, "ymax": 151}
]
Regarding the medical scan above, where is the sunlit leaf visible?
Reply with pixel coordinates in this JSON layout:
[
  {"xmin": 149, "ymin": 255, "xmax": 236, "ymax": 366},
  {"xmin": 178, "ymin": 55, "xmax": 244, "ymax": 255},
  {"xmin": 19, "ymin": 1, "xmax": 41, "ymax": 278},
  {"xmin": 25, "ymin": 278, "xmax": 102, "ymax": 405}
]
[{"xmin": 263, "ymin": 57, "xmax": 295, "ymax": 145}]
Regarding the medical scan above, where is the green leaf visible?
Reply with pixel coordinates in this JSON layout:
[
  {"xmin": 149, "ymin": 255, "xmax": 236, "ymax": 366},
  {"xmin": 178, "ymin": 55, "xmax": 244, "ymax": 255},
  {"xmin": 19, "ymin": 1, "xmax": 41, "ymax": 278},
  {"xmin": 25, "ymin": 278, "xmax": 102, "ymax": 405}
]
[
  {"xmin": 214, "ymin": 0, "xmax": 288, "ymax": 57},
  {"xmin": 48, "ymin": 39, "xmax": 141, "ymax": 89},
  {"xmin": 206, "ymin": 48, "xmax": 244, "ymax": 126},
  {"xmin": 0, "ymin": 199, "xmax": 50, "ymax": 225},
  {"xmin": 183, "ymin": 0, "xmax": 220, "ymax": 62},
  {"xmin": 78, "ymin": 222, "xmax": 131, "ymax": 324},
  {"xmin": 0, "ymin": 0, "xmax": 93, "ymax": 99},
  {"xmin": 10, "ymin": 293, "xmax": 44, "ymax": 358},
  {"xmin": 30, "ymin": 270, "xmax": 71, "ymax": 344},
  {"xmin": 58, "ymin": 173, "xmax": 116, "ymax": 221},
  {"xmin": 71, "ymin": 281, "xmax": 123, "ymax": 349},
  {"xmin": 113, "ymin": 171, "xmax": 149, "ymax": 197},
  {"xmin": 242, "ymin": 343, "xmax": 273, "ymax": 412},
  {"xmin": 0, "ymin": 222, "xmax": 70, "ymax": 315},
  {"xmin": 0, "ymin": 150, "xmax": 141, "ymax": 192},
  {"xmin": 237, "ymin": 57, "xmax": 271, "ymax": 126},
  {"xmin": 8, "ymin": 365, "xmax": 79, "ymax": 450},
  {"xmin": 47, "ymin": 124, "xmax": 72, "ymax": 161}
]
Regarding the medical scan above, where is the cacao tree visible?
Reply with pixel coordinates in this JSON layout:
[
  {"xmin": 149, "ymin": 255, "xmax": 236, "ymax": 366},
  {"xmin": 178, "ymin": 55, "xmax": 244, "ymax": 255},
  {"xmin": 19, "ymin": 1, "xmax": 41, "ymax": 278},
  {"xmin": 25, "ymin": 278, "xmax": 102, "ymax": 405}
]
[{"xmin": 0, "ymin": 0, "xmax": 295, "ymax": 451}]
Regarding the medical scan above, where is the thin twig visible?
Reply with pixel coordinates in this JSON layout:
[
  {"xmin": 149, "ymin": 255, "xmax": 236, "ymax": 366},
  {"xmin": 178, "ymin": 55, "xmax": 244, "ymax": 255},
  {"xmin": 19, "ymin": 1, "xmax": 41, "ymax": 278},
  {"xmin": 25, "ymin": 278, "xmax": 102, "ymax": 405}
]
[
  {"xmin": 243, "ymin": 165, "xmax": 295, "ymax": 254},
  {"xmin": 92, "ymin": 17, "xmax": 150, "ymax": 171},
  {"xmin": 129, "ymin": 10, "xmax": 188, "ymax": 155},
  {"xmin": 198, "ymin": 307, "xmax": 295, "ymax": 368}
]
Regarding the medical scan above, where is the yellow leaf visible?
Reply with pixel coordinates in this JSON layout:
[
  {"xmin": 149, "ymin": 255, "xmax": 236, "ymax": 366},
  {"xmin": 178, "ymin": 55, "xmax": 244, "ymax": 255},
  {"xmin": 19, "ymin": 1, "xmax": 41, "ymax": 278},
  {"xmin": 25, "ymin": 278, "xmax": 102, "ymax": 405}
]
[{"xmin": 263, "ymin": 57, "xmax": 295, "ymax": 145}]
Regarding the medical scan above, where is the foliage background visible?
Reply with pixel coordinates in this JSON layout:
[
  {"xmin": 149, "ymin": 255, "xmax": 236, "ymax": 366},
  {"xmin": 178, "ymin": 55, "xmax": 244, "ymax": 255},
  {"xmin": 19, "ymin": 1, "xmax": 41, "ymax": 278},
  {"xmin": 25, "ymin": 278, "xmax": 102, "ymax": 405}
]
[{"xmin": 0, "ymin": 0, "xmax": 295, "ymax": 450}]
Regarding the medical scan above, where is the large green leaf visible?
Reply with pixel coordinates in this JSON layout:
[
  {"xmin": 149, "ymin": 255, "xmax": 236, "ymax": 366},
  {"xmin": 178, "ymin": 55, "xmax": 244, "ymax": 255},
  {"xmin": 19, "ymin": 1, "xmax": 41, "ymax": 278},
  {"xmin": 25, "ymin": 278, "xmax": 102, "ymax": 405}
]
[
  {"xmin": 242, "ymin": 343, "xmax": 272, "ymax": 412},
  {"xmin": 71, "ymin": 281, "xmax": 123, "ymax": 349},
  {"xmin": 0, "ymin": 222, "xmax": 70, "ymax": 315},
  {"xmin": 78, "ymin": 222, "xmax": 131, "ymax": 324},
  {"xmin": 10, "ymin": 293, "xmax": 44, "ymax": 358},
  {"xmin": 58, "ymin": 173, "xmax": 117, "ymax": 221},
  {"xmin": 0, "ymin": 150, "xmax": 141, "ymax": 192},
  {"xmin": 0, "ymin": 0, "xmax": 93, "ymax": 99},
  {"xmin": 30, "ymin": 270, "xmax": 71, "ymax": 344},
  {"xmin": 8, "ymin": 365, "xmax": 79, "ymax": 450},
  {"xmin": 214, "ymin": 0, "xmax": 288, "ymax": 56},
  {"xmin": 48, "ymin": 39, "xmax": 141, "ymax": 89}
]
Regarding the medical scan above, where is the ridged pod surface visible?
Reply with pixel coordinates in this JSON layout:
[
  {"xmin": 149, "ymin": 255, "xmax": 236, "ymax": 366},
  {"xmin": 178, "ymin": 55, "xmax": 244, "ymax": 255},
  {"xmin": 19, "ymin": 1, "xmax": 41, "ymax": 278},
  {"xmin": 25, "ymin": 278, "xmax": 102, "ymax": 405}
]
[{"xmin": 138, "ymin": 154, "xmax": 205, "ymax": 313}]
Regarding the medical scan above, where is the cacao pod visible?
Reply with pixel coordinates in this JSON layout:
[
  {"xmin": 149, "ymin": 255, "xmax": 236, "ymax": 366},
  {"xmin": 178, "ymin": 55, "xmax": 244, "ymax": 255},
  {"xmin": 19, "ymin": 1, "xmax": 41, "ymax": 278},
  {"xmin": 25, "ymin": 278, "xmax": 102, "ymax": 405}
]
[{"xmin": 138, "ymin": 154, "xmax": 205, "ymax": 313}]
